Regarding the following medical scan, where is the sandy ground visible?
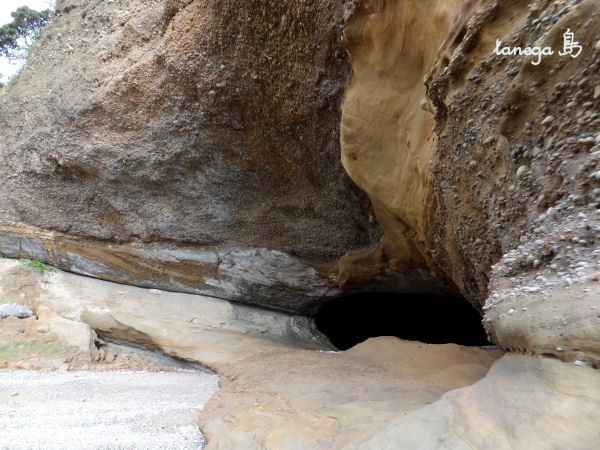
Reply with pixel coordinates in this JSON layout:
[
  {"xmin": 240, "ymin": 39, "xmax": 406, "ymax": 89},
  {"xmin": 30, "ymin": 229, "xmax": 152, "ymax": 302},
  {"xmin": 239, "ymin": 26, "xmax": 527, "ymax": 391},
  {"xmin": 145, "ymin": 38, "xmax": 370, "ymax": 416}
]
[{"xmin": 0, "ymin": 370, "xmax": 219, "ymax": 450}]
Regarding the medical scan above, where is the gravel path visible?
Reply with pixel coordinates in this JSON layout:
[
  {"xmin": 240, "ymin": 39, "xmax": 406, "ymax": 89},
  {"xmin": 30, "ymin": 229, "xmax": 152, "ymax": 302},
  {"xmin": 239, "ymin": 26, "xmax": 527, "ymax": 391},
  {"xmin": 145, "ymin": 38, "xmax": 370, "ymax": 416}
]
[{"xmin": 0, "ymin": 370, "xmax": 219, "ymax": 450}]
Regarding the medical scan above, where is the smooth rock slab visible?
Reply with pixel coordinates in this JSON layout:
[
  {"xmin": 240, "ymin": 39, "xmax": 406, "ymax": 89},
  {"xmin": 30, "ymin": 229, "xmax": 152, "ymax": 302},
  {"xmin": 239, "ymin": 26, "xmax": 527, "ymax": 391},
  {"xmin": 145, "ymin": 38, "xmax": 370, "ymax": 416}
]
[{"xmin": 0, "ymin": 370, "xmax": 219, "ymax": 450}]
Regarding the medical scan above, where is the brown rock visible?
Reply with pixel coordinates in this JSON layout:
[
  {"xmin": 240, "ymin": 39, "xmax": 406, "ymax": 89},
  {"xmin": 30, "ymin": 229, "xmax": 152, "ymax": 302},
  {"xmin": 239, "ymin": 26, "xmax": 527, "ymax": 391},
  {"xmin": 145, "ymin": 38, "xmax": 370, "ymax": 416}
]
[{"xmin": 0, "ymin": 0, "xmax": 380, "ymax": 314}]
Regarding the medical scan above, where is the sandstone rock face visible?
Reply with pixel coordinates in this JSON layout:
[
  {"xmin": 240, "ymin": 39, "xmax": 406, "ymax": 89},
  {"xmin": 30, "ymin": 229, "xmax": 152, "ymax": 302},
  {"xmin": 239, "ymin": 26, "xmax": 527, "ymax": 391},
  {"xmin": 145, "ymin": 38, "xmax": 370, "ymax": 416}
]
[
  {"xmin": 337, "ymin": 0, "xmax": 464, "ymax": 293},
  {"xmin": 3, "ymin": 260, "xmax": 599, "ymax": 449},
  {"xmin": 0, "ymin": 0, "xmax": 381, "ymax": 314},
  {"xmin": 360, "ymin": 353, "xmax": 600, "ymax": 449},
  {"xmin": 339, "ymin": 0, "xmax": 599, "ymax": 363},
  {"xmin": 0, "ymin": 0, "xmax": 598, "ymax": 364}
]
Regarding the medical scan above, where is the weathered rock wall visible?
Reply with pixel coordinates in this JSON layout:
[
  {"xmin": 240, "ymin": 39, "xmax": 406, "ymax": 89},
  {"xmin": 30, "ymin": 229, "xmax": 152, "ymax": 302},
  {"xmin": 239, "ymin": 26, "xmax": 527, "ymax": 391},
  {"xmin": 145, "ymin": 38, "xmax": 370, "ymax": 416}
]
[
  {"xmin": 0, "ymin": 0, "xmax": 598, "ymax": 363},
  {"xmin": 0, "ymin": 0, "xmax": 384, "ymax": 314},
  {"xmin": 339, "ymin": 0, "xmax": 599, "ymax": 362},
  {"xmin": 336, "ymin": 0, "xmax": 465, "ymax": 293}
]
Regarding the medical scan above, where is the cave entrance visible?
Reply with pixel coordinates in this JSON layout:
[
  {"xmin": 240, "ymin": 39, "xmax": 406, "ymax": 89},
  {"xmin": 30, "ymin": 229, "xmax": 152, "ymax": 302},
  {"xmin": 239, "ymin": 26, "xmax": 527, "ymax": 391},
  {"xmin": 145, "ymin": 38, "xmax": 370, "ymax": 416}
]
[{"xmin": 315, "ymin": 293, "xmax": 489, "ymax": 350}]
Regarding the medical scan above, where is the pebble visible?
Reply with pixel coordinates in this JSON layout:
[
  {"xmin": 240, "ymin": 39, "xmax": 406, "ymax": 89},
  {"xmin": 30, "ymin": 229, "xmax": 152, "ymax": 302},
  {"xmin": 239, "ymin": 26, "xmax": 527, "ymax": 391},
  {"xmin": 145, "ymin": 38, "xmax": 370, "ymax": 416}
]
[
  {"xmin": 516, "ymin": 165, "xmax": 529, "ymax": 178},
  {"xmin": 590, "ymin": 171, "xmax": 600, "ymax": 181},
  {"xmin": 508, "ymin": 308, "xmax": 515, "ymax": 314},
  {"xmin": 555, "ymin": 347, "xmax": 564, "ymax": 352},
  {"xmin": 578, "ymin": 136, "xmax": 595, "ymax": 144},
  {"xmin": 566, "ymin": 101, "xmax": 577, "ymax": 109},
  {"xmin": 541, "ymin": 116, "xmax": 554, "ymax": 126},
  {"xmin": 508, "ymin": 67, "xmax": 519, "ymax": 77},
  {"xmin": 574, "ymin": 360, "xmax": 585, "ymax": 366},
  {"xmin": 595, "ymin": 40, "xmax": 600, "ymax": 51}
]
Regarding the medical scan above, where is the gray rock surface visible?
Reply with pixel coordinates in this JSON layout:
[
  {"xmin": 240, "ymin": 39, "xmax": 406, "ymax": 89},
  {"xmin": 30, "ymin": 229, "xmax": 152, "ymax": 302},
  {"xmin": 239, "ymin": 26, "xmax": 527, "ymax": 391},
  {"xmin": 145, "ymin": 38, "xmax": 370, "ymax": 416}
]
[
  {"xmin": 0, "ymin": 303, "xmax": 33, "ymax": 319},
  {"xmin": 0, "ymin": 259, "xmax": 335, "ymax": 368},
  {"xmin": 0, "ymin": 0, "xmax": 382, "ymax": 313}
]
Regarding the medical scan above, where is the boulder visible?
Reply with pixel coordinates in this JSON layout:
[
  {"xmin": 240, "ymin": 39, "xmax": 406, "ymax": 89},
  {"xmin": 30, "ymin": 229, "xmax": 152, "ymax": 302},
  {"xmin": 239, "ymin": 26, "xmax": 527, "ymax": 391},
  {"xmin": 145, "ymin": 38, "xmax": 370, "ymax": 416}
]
[{"xmin": 0, "ymin": 0, "xmax": 381, "ymax": 314}]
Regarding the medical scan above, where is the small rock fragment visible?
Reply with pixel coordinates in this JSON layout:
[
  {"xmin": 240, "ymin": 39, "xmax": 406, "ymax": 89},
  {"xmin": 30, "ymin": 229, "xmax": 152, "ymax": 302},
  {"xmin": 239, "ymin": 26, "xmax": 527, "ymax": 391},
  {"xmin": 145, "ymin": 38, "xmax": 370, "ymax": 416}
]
[
  {"xmin": 0, "ymin": 303, "xmax": 34, "ymax": 319},
  {"xmin": 541, "ymin": 116, "xmax": 554, "ymax": 126}
]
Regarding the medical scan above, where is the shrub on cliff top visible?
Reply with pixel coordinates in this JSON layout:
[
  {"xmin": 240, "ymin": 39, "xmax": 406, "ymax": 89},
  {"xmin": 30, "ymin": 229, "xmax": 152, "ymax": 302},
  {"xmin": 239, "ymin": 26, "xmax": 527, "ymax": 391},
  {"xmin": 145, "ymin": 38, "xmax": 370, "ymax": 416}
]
[{"xmin": 0, "ymin": 6, "xmax": 50, "ymax": 60}]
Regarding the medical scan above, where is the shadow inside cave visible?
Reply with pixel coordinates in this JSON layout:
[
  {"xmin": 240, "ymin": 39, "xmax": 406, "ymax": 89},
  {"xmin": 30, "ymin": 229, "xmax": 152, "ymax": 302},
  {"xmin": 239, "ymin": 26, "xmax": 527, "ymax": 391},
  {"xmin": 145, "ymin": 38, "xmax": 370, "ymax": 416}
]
[{"xmin": 315, "ymin": 292, "xmax": 490, "ymax": 350}]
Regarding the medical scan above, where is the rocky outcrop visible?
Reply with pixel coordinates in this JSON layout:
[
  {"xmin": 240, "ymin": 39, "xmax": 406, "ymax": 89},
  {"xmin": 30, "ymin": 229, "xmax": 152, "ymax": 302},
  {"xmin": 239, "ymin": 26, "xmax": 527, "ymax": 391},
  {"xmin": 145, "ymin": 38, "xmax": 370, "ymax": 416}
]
[
  {"xmin": 337, "ymin": 0, "xmax": 465, "ymax": 293},
  {"xmin": 338, "ymin": 0, "xmax": 599, "ymax": 363},
  {"xmin": 3, "ymin": 259, "xmax": 598, "ymax": 450},
  {"xmin": 360, "ymin": 353, "xmax": 600, "ymax": 449},
  {"xmin": 425, "ymin": 0, "xmax": 599, "ymax": 363},
  {"xmin": 0, "ymin": 0, "xmax": 598, "ymax": 363},
  {"xmin": 0, "ymin": 0, "xmax": 382, "ymax": 314},
  {"xmin": 0, "ymin": 259, "xmax": 332, "ymax": 368}
]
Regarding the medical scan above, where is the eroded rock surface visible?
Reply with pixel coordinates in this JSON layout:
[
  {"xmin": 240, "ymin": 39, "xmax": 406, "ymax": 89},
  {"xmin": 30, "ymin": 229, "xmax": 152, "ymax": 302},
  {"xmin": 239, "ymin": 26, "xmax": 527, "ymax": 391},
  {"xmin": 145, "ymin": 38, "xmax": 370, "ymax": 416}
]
[
  {"xmin": 0, "ymin": 0, "xmax": 381, "ymax": 314},
  {"xmin": 3, "ymin": 260, "xmax": 598, "ymax": 450},
  {"xmin": 0, "ymin": 0, "xmax": 598, "ymax": 370},
  {"xmin": 338, "ymin": 0, "xmax": 599, "ymax": 362},
  {"xmin": 424, "ymin": 0, "xmax": 600, "ymax": 362},
  {"xmin": 360, "ymin": 353, "xmax": 600, "ymax": 449}
]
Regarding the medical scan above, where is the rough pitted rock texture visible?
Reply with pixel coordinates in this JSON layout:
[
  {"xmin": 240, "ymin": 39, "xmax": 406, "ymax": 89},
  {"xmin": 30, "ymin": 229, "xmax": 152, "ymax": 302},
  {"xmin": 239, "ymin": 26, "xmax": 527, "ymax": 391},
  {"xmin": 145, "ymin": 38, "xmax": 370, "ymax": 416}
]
[
  {"xmin": 424, "ymin": 0, "xmax": 600, "ymax": 363},
  {"xmin": 339, "ymin": 0, "xmax": 599, "ymax": 363},
  {"xmin": 0, "ymin": 0, "xmax": 598, "ymax": 363},
  {"xmin": 0, "ymin": 0, "xmax": 381, "ymax": 313}
]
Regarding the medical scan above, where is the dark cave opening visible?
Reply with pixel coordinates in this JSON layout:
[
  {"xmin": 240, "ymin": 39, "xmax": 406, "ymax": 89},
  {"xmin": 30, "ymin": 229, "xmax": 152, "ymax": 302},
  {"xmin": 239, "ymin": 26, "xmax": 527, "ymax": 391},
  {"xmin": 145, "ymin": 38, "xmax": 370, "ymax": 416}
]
[{"xmin": 315, "ymin": 292, "xmax": 490, "ymax": 350}]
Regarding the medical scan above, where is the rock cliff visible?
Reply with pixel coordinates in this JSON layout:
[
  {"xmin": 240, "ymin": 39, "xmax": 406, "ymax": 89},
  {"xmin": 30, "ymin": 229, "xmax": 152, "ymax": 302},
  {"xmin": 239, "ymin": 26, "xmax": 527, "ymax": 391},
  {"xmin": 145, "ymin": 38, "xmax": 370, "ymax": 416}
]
[
  {"xmin": 0, "ymin": 0, "xmax": 382, "ymax": 314},
  {"xmin": 339, "ymin": 0, "xmax": 599, "ymax": 363},
  {"xmin": 0, "ymin": 0, "xmax": 598, "ymax": 364}
]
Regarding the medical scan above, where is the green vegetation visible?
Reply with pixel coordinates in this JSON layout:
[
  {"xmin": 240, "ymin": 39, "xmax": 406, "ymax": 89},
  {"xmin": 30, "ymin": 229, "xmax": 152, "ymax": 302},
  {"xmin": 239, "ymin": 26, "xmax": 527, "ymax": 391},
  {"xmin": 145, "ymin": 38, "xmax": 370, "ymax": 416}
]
[
  {"xmin": 0, "ymin": 339, "xmax": 73, "ymax": 361},
  {"xmin": 23, "ymin": 259, "xmax": 55, "ymax": 275},
  {"xmin": 0, "ymin": 6, "xmax": 50, "ymax": 59},
  {"xmin": 0, "ymin": 6, "xmax": 51, "ymax": 93}
]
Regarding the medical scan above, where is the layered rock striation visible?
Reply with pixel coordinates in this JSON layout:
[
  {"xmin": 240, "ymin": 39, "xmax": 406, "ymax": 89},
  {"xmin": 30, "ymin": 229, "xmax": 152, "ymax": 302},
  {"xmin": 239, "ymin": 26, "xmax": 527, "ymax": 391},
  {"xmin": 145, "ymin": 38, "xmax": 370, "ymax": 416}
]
[
  {"xmin": 0, "ymin": 0, "xmax": 382, "ymax": 314},
  {"xmin": 0, "ymin": 0, "xmax": 598, "ymax": 362}
]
